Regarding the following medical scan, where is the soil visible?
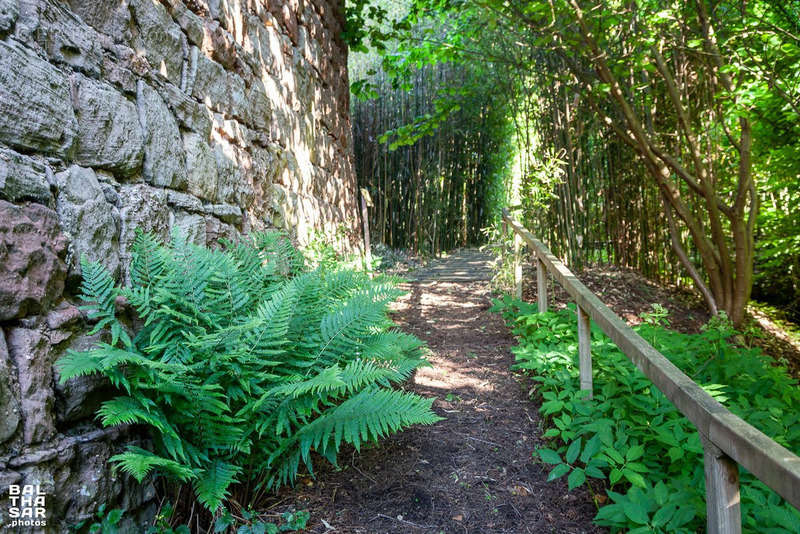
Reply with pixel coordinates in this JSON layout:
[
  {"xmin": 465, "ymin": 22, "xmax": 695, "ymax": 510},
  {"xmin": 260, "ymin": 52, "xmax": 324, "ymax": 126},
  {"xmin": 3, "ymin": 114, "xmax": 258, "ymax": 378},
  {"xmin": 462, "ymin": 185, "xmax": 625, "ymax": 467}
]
[{"xmin": 263, "ymin": 251, "xmax": 601, "ymax": 534}]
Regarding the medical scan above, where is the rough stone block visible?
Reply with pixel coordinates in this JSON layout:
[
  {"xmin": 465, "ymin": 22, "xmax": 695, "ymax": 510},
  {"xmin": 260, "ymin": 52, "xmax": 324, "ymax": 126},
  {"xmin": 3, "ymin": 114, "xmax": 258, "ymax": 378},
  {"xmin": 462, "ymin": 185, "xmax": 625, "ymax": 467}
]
[
  {"xmin": 0, "ymin": 40, "xmax": 76, "ymax": 156},
  {"xmin": 171, "ymin": 210, "xmax": 207, "ymax": 245},
  {"xmin": 101, "ymin": 44, "xmax": 147, "ymax": 95},
  {"xmin": 0, "ymin": 201, "xmax": 67, "ymax": 320},
  {"xmin": 160, "ymin": 77, "xmax": 213, "ymax": 137},
  {"xmin": 72, "ymin": 75, "xmax": 145, "ymax": 176},
  {"xmin": 243, "ymin": 14, "xmax": 275, "ymax": 75},
  {"xmin": 205, "ymin": 214, "xmax": 238, "ymax": 246},
  {"xmin": 67, "ymin": 0, "xmax": 132, "ymax": 40},
  {"xmin": 0, "ymin": 146, "xmax": 53, "ymax": 204},
  {"xmin": 6, "ymin": 327, "xmax": 56, "ymax": 444},
  {"xmin": 129, "ymin": 0, "xmax": 184, "ymax": 85},
  {"xmin": 183, "ymin": 132, "xmax": 218, "ymax": 201},
  {"xmin": 54, "ymin": 165, "xmax": 121, "ymax": 279},
  {"xmin": 45, "ymin": 302, "xmax": 82, "ymax": 332},
  {"xmin": 0, "ymin": 470, "xmax": 21, "ymax": 490},
  {"xmin": 0, "ymin": 0, "xmax": 18, "ymax": 35},
  {"xmin": 211, "ymin": 134, "xmax": 243, "ymax": 204},
  {"xmin": 246, "ymin": 80, "xmax": 273, "ymax": 131},
  {"xmin": 53, "ymin": 333, "xmax": 113, "ymax": 423},
  {"xmin": 161, "ymin": 0, "xmax": 205, "ymax": 46},
  {"xmin": 166, "ymin": 190, "xmax": 203, "ymax": 213},
  {"xmin": 119, "ymin": 184, "xmax": 169, "ymax": 270},
  {"xmin": 0, "ymin": 331, "xmax": 21, "ymax": 443},
  {"xmin": 205, "ymin": 203, "xmax": 242, "ymax": 225},
  {"xmin": 192, "ymin": 50, "xmax": 227, "ymax": 109},
  {"xmin": 35, "ymin": 0, "xmax": 104, "ymax": 76},
  {"xmin": 218, "ymin": 0, "xmax": 245, "ymax": 41},
  {"xmin": 137, "ymin": 81, "xmax": 188, "ymax": 190},
  {"xmin": 201, "ymin": 19, "xmax": 237, "ymax": 70}
]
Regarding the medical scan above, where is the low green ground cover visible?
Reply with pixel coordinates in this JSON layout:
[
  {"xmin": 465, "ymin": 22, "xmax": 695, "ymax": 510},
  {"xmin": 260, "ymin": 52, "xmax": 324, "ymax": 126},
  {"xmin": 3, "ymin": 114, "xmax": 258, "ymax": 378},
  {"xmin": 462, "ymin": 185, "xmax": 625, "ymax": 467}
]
[{"xmin": 491, "ymin": 296, "xmax": 800, "ymax": 533}]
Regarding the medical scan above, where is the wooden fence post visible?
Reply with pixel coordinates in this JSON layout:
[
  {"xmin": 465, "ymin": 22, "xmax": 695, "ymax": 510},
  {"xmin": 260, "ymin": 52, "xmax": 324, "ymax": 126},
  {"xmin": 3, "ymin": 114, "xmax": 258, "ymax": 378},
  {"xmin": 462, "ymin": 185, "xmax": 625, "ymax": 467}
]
[
  {"xmin": 513, "ymin": 231, "xmax": 523, "ymax": 299},
  {"xmin": 360, "ymin": 188, "xmax": 373, "ymax": 276},
  {"xmin": 502, "ymin": 220, "xmax": 508, "ymax": 278},
  {"xmin": 537, "ymin": 257, "xmax": 548, "ymax": 312},
  {"xmin": 577, "ymin": 305, "xmax": 592, "ymax": 398},
  {"xmin": 702, "ymin": 437, "xmax": 741, "ymax": 534}
]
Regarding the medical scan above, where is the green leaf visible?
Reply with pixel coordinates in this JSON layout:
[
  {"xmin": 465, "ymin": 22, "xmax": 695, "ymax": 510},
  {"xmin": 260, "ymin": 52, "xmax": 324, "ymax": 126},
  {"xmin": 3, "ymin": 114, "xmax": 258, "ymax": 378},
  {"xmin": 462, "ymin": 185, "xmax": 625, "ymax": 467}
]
[
  {"xmin": 668, "ymin": 506, "xmax": 696, "ymax": 529},
  {"xmin": 604, "ymin": 447, "xmax": 625, "ymax": 464},
  {"xmin": 580, "ymin": 435, "xmax": 602, "ymax": 463},
  {"xmin": 654, "ymin": 481, "xmax": 669, "ymax": 505},
  {"xmin": 594, "ymin": 503, "xmax": 625, "ymax": 523},
  {"xmin": 537, "ymin": 448, "xmax": 563, "ymax": 465},
  {"xmin": 625, "ymin": 461, "xmax": 648, "ymax": 473},
  {"xmin": 623, "ymin": 502, "xmax": 650, "ymax": 525},
  {"xmin": 585, "ymin": 465, "xmax": 605, "ymax": 478},
  {"xmin": 106, "ymin": 508, "xmax": 123, "ymax": 525},
  {"xmin": 547, "ymin": 463, "xmax": 570, "ymax": 481},
  {"xmin": 567, "ymin": 468, "xmax": 586, "ymax": 489},
  {"xmin": 566, "ymin": 438, "xmax": 582, "ymax": 464},
  {"xmin": 623, "ymin": 469, "xmax": 647, "ymax": 488},
  {"xmin": 626, "ymin": 444, "xmax": 644, "ymax": 462},
  {"xmin": 652, "ymin": 504, "xmax": 677, "ymax": 527}
]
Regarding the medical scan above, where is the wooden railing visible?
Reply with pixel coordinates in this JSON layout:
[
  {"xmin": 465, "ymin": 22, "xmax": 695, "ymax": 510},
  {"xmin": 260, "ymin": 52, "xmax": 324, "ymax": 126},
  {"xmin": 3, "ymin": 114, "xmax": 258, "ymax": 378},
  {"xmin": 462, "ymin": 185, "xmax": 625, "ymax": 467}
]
[{"xmin": 501, "ymin": 209, "xmax": 800, "ymax": 534}]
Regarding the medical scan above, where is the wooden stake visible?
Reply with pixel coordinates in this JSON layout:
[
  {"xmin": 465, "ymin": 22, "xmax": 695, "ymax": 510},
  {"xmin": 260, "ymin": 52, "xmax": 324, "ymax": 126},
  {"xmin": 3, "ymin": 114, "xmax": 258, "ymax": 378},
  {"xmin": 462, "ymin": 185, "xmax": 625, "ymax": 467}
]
[
  {"xmin": 577, "ymin": 305, "xmax": 592, "ymax": 398},
  {"xmin": 513, "ymin": 231, "xmax": 523, "ymax": 299},
  {"xmin": 537, "ymin": 257, "xmax": 548, "ymax": 312},
  {"xmin": 360, "ymin": 188, "xmax": 373, "ymax": 275}
]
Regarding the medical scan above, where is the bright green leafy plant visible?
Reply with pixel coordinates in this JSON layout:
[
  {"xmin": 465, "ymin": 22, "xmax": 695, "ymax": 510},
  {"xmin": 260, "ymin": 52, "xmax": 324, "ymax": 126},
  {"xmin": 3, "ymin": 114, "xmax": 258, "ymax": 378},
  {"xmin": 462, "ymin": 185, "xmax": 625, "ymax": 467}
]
[
  {"xmin": 491, "ymin": 296, "xmax": 800, "ymax": 533},
  {"xmin": 57, "ymin": 231, "xmax": 441, "ymax": 512}
]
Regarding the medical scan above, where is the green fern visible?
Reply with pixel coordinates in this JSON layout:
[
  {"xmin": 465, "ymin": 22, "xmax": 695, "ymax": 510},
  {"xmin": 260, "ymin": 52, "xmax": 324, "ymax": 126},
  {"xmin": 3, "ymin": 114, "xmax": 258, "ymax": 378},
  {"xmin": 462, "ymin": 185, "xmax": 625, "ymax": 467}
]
[
  {"xmin": 58, "ymin": 230, "xmax": 441, "ymax": 512},
  {"xmin": 194, "ymin": 460, "xmax": 241, "ymax": 511},
  {"xmin": 111, "ymin": 446, "xmax": 195, "ymax": 482}
]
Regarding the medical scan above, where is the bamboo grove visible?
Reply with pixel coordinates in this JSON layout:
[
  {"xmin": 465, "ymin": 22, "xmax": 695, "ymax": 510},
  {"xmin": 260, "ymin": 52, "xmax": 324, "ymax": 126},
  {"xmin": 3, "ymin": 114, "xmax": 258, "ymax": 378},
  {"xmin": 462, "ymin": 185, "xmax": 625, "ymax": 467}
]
[
  {"xmin": 347, "ymin": 0, "xmax": 800, "ymax": 324},
  {"xmin": 350, "ymin": 61, "xmax": 511, "ymax": 256}
]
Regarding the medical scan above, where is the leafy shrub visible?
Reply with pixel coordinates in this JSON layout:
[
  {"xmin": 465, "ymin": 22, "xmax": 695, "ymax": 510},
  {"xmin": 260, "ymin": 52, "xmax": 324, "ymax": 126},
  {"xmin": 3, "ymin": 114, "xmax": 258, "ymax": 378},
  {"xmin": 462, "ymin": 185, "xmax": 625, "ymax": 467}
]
[
  {"xmin": 491, "ymin": 296, "xmax": 800, "ymax": 533},
  {"xmin": 57, "ymin": 231, "xmax": 441, "ymax": 511},
  {"xmin": 303, "ymin": 226, "xmax": 353, "ymax": 270}
]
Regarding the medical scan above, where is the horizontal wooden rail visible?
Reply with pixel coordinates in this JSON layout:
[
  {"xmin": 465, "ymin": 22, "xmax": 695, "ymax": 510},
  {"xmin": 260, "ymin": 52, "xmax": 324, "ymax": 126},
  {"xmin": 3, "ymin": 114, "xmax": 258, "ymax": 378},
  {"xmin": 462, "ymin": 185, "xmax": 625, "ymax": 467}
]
[{"xmin": 501, "ymin": 209, "xmax": 800, "ymax": 533}]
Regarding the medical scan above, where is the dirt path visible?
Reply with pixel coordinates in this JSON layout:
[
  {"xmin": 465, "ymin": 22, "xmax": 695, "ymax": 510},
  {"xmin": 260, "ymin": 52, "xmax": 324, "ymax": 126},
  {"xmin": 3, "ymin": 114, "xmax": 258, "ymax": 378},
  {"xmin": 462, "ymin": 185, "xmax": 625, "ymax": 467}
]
[{"xmin": 278, "ymin": 250, "xmax": 600, "ymax": 533}]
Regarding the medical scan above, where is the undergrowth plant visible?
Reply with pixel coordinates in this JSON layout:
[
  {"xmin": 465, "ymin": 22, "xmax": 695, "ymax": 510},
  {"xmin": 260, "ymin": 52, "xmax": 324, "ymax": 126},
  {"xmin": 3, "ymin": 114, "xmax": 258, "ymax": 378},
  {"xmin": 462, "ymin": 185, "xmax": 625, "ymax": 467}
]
[
  {"xmin": 491, "ymin": 296, "xmax": 800, "ymax": 533},
  {"xmin": 57, "ymin": 230, "xmax": 442, "ymax": 512},
  {"xmin": 480, "ymin": 223, "xmax": 516, "ymax": 293}
]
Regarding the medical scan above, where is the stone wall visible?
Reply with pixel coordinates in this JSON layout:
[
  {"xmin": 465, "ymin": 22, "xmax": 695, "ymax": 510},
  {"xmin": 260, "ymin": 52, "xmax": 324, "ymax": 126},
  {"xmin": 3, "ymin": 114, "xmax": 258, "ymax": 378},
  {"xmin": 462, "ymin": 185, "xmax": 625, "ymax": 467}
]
[{"xmin": 0, "ymin": 0, "xmax": 358, "ymax": 530}]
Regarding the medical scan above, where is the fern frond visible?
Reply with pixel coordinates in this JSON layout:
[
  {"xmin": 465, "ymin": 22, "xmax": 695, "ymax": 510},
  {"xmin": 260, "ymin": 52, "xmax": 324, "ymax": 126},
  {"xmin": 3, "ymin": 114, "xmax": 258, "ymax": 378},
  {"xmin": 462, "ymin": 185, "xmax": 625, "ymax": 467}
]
[
  {"xmin": 111, "ymin": 446, "xmax": 195, "ymax": 483},
  {"xmin": 337, "ymin": 359, "xmax": 405, "ymax": 392},
  {"xmin": 129, "ymin": 230, "xmax": 167, "ymax": 289},
  {"xmin": 193, "ymin": 460, "xmax": 241, "ymax": 511},
  {"xmin": 267, "ymin": 366, "xmax": 345, "ymax": 398},
  {"xmin": 297, "ymin": 388, "xmax": 442, "ymax": 459},
  {"xmin": 97, "ymin": 396, "xmax": 174, "ymax": 436},
  {"xmin": 55, "ymin": 349, "xmax": 103, "ymax": 382}
]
